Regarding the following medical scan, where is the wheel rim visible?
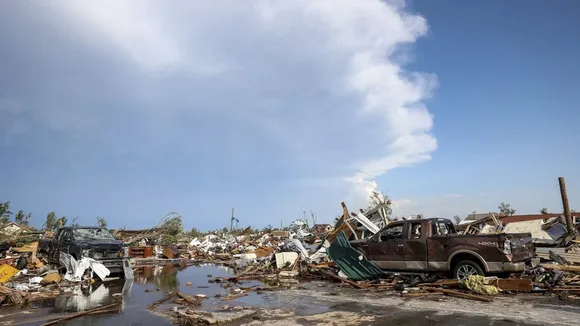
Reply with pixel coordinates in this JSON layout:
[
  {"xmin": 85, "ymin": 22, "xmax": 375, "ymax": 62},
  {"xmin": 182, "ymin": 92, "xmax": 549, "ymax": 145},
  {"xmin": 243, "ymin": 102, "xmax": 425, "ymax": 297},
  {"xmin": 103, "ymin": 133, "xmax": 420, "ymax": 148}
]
[{"xmin": 457, "ymin": 265, "xmax": 478, "ymax": 280}]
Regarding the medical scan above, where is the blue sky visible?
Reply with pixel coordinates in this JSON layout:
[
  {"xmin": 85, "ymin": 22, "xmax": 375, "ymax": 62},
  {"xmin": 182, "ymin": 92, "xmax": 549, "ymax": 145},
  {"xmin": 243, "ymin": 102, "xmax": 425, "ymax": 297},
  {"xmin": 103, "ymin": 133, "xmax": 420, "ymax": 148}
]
[{"xmin": 1, "ymin": 0, "xmax": 578, "ymax": 230}]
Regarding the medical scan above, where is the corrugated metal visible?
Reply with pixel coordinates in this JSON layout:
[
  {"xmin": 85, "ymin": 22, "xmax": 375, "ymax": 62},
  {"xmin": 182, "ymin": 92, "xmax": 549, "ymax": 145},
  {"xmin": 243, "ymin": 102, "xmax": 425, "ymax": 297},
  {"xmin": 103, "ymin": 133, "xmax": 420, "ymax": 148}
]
[{"xmin": 327, "ymin": 231, "xmax": 384, "ymax": 281}]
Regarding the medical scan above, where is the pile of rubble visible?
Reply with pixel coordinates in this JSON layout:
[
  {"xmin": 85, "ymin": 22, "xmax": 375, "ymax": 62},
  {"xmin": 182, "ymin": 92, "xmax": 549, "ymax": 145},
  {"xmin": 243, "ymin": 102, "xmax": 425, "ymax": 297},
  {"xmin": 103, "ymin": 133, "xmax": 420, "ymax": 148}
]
[
  {"xmin": 180, "ymin": 202, "xmax": 580, "ymax": 305},
  {"xmin": 3, "ymin": 198, "xmax": 580, "ymax": 325},
  {"xmin": 0, "ymin": 240, "xmax": 123, "ymax": 308}
]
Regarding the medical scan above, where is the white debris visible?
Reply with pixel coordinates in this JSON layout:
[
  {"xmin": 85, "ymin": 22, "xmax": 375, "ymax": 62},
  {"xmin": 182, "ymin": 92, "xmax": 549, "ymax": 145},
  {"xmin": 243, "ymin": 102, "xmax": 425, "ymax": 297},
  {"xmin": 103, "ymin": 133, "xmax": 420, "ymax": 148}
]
[
  {"xmin": 275, "ymin": 252, "xmax": 299, "ymax": 269},
  {"xmin": 233, "ymin": 253, "xmax": 257, "ymax": 259},
  {"xmin": 29, "ymin": 277, "xmax": 43, "ymax": 284},
  {"xmin": 351, "ymin": 213, "xmax": 380, "ymax": 234},
  {"xmin": 59, "ymin": 252, "xmax": 111, "ymax": 282}
]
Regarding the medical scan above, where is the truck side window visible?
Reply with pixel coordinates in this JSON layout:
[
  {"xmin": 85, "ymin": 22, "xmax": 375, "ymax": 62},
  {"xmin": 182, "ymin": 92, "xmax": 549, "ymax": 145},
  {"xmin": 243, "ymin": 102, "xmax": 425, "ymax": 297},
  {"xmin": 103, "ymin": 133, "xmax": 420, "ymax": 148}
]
[
  {"xmin": 380, "ymin": 225, "xmax": 403, "ymax": 241},
  {"xmin": 409, "ymin": 223, "xmax": 422, "ymax": 239},
  {"xmin": 432, "ymin": 222, "xmax": 450, "ymax": 236}
]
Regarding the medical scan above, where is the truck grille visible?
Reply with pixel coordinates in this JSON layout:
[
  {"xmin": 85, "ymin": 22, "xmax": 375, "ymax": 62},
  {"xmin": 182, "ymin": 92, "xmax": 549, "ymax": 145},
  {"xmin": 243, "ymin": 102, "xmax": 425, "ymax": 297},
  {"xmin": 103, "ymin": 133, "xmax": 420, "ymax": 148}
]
[{"xmin": 92, "ymin": 250, "xmax": 120, "ymax": 259}]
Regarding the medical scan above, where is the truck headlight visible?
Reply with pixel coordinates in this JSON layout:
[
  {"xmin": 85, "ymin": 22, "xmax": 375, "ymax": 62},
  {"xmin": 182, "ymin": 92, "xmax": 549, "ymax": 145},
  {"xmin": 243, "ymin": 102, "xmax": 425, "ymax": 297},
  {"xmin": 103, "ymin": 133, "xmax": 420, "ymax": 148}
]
[{"xmin": 503, "ymin": 239, "xmax": 512, "ymax": 255}]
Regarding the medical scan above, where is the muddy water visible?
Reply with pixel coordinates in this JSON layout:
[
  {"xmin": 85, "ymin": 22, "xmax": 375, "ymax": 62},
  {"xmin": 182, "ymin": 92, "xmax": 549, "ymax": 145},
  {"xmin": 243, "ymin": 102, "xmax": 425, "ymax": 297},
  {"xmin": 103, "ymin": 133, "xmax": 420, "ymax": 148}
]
[
  {"xmin": 0, "ymin": 264, "xmax": 566, "ymax": 325},
  {"xmin": 0, "ymin": 263, "xmax": 270, "ymax": 325}
]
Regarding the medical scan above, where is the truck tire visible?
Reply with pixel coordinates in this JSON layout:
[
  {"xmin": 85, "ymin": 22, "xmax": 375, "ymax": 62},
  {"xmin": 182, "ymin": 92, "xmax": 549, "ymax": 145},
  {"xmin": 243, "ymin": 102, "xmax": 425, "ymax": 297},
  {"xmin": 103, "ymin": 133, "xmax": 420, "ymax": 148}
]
[{"xmin": 453, "ymin": 260, "xmax": 484, "ymax": 280}]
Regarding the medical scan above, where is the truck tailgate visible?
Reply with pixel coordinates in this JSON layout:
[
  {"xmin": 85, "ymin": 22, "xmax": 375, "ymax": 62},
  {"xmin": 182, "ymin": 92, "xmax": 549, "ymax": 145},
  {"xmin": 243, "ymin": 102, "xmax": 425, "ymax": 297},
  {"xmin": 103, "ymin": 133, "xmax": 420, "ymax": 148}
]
[{"xmin": 505, "ymin": 233, "xmax": 534, "ymax": 261}]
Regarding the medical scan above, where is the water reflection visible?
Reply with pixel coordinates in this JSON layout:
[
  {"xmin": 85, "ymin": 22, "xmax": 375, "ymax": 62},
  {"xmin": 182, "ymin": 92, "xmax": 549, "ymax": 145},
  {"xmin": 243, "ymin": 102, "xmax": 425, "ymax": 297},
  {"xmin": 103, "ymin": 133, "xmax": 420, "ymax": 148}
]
[
  {"xmin": 6, "ymin": 264, "xmax": 283, "ymax": 326},
  {"xmin": 133, "ymin": 263, "xmax": 186, "ymax": 292}
]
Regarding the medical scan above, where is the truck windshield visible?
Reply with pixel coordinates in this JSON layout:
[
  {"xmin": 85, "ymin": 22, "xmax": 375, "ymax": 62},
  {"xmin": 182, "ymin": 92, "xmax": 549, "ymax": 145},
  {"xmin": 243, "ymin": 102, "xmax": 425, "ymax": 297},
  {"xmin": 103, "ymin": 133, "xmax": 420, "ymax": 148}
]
[{"xmin": 73, "ymin": 228, "xmax": 115, "ymax": 241}]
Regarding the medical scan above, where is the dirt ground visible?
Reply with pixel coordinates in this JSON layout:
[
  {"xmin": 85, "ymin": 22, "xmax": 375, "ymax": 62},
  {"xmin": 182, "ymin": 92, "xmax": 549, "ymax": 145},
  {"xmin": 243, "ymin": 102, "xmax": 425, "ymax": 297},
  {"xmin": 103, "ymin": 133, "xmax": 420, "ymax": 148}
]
[
  {"xmin": 234, "ymin": 281, "xmax": 580, "ymax": 326},
  {"xmin": 4, "ymin": 266, "xmax": 580, "ymax": 326}
]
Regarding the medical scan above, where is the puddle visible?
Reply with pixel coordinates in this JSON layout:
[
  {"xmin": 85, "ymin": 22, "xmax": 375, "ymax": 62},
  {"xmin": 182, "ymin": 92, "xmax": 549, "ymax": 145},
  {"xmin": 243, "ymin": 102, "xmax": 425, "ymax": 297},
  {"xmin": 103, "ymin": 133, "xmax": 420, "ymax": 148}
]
[
  {"xmin": 0, "ymin": 264, "xmax": 553, "ymax": 326},
  {"xmin": 0, "ymin": 263, "xmax": 281, "ymax": 325}
]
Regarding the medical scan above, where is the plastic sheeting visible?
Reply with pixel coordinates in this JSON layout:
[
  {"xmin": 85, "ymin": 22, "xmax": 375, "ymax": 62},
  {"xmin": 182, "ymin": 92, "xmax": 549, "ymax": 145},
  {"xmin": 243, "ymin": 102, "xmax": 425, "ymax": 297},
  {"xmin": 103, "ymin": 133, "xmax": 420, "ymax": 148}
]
[
  {"xmin": 327, "ymin": 231, "xmax": 384, "ymax": 281},
  {"xmin": 59, "ymin": 252, "xmax": 111, "ymax": 282},
  {"xmin": 275, "ymin": 252, "xmax": 299, "ymax": 269},
  {"xmin": 462, "ymin": 275, "xmax": 500, "ymax": 295}
]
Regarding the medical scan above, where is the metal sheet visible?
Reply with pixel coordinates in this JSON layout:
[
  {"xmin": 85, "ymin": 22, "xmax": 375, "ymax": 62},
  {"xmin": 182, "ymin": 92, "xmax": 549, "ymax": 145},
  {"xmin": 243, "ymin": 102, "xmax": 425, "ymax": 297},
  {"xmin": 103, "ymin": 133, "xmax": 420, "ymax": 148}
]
[
  {"xmin": 327, "ymin": 231, "xmax": 384, "ymax": 281},
  {"xmin": 352, "ymin": 213, "xmax": 380, "ymax": 234}
]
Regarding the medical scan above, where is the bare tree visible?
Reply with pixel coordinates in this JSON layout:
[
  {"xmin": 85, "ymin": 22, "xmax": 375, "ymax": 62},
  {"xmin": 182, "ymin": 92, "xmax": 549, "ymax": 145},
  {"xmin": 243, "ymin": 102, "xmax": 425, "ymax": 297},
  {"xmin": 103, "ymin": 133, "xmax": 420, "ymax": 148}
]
[
  {"xmin": 310, "ymin": 210, "xmax": 317, "ymax": 226},
  {"xmin": 367, "ymin": 190, "xmax": 393, "ymax": 215},
  {"xmin": 498, "ymin": 202, "xmax": 516, "ymax": 216},
  {"xmin": 540, "ymin": 208, "xmax": 548, "ymax": 215},
  {"xmin": 96, "ymin": 217, "xmax": 107, "ymax": 228}
]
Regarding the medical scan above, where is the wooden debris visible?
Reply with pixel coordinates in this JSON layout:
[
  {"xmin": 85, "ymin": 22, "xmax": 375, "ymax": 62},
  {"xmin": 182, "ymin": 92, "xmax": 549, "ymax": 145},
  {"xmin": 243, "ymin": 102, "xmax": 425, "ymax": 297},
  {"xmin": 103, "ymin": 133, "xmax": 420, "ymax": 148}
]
[
  {"xmin": 252, "ymin": 247, "xmax": 276, "ymax": 258},
  {"xmin": 176, "ymin": 292, "xmax": 202, "ymax": 306},
  {"xmin": 222, "ymin": 292, "xmax": 248, "ymax": 301},
  {"xmin": 40, "ymin": 303, "xmax": 121, "ymax": 326},
  {"xmin": 492, "ymin": 278, "xmax": 533, "ymax": 292},
  {"xmin": 175, "ymin": 309, "xmax": 218, "ymax": 325},
  {"xmin": 0, "ymin": 285, "xmax": 23, "ymax": 306},
  {"xmin": 313, "ymin": 268, "xmax": 367, "ymax": 289},
  {"xmin": 148, "ymin": 292, "xmax": 176, "ymax": 310},
  {"xmin": 422, "ymin": 287, "xmax": 493, "ymax": 302},
  {"xmin": 402, "ymin": 292, "xmax": 444, "ymax": 298},
  {"xmin": 542, "ymin": 264, "xmax": 580, "ymax": 272}
]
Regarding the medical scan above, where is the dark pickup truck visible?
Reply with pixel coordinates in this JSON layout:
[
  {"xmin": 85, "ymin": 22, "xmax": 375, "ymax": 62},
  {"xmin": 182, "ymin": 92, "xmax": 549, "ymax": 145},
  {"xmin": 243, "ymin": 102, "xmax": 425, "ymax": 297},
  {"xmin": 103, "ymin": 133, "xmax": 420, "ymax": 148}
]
[
  {"xmin": 47, "ymin": 226, "xmax": 127, "ymax": 275},
  {"xmin": 350, "ymin": 218, "xmax": 536, "ymax": 279}
]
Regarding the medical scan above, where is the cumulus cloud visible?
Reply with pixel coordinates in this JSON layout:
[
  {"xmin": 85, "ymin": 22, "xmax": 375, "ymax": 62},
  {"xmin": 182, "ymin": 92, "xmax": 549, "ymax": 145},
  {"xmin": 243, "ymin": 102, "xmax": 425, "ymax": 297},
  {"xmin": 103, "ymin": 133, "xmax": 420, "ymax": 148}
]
[{"xmin": 0, "ymin": 0, "xmax": 437, "ymax": 225}]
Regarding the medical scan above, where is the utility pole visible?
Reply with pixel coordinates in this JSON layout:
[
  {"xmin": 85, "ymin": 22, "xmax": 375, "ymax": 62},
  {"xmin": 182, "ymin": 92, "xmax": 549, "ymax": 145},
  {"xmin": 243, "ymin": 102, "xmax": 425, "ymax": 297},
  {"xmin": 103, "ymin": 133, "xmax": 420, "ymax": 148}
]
[
  {"xmin": 230, "ymin": 208, "xmax": 235, "ymax": 232},
  {"xmin": 558, "ymin": 177, "xmax": 575, "ymax": 235}
]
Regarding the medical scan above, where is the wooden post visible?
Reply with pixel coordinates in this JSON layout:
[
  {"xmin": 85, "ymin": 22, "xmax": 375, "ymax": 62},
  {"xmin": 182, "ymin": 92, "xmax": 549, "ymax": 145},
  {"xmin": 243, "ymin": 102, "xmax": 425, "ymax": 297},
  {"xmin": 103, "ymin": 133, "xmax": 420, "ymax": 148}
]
[
  {"xmin": 230, "ymin": 208, "xmax": 235, "ymax": 232},
  {"xmin": 559, "ymin": 177, "xmax": 575, "ymax": 235}
]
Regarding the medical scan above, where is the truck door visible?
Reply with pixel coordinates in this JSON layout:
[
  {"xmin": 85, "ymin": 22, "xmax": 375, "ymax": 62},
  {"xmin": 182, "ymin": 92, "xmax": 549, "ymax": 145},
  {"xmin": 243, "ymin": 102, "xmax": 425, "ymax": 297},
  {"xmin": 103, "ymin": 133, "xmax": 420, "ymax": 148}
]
[
  {"xmin": 425, "ymin": 220, "xmax": 454, "ymax": 271},
  {"xmin": 369, "ymin": 223, "xmax": 405, "ymax": 270},
  {"xmin": 404, "ymin": 221, "xmax": 428, "ymax": 270}
]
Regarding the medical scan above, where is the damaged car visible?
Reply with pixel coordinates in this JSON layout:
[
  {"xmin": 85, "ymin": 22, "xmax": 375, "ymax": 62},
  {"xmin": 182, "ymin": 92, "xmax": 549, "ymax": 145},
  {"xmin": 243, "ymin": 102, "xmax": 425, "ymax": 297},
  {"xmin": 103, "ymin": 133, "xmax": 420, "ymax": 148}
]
[
  {"xmin": 48, "ymin": 226, "xmax": 129, "ymax": 276},
  {"xmin": 350, "ymin": 218, "xmax": 538, "ymax": 279}
]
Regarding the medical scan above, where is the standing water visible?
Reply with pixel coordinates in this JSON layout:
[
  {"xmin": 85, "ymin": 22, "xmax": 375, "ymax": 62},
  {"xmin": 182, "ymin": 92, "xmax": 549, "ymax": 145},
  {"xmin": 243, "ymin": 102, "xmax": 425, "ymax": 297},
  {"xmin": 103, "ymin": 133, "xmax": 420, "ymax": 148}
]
[{"xmin": 0, "ymin": 263, "xmax": 275, "ymax": 325}]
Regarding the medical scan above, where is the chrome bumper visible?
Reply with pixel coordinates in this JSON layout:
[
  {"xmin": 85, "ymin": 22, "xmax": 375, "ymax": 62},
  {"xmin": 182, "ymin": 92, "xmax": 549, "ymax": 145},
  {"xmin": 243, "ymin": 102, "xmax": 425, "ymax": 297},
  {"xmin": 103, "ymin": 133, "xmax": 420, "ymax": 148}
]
[
  {"xmin": 501, "ymin": 261, "xmax": 526, "ymax": 272},
  {"xmin": 499, "ymin": 258, "xmax": 540, "ymax": 272}
]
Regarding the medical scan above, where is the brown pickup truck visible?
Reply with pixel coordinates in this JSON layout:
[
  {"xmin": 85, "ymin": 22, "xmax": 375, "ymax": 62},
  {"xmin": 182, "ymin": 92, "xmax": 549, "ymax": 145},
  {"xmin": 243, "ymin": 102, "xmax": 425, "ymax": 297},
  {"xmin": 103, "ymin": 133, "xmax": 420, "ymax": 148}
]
[{"xmin": 350, "ymin": 218, "xmax": 536, "ymax": 279}]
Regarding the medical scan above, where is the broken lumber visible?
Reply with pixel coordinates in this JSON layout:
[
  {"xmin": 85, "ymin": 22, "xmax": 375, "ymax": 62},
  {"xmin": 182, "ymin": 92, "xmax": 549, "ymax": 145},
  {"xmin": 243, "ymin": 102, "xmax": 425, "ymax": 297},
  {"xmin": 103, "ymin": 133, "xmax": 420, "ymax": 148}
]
[
  {"xmin": 314, "ymin": 268, "xmax": 365, "ymax": 289},
  {"xmin": 541, "ymin": 264, "xmax": 580, "ymax": 272},
  {"xmin": 422, "ymin": 287, "xmax": 493, "ymax": 302},
  {"xmin": 402, "ymin": 292, "xmax": 444, "ymax": 298},
  {"xmin": 176, "ymin": 293, "xmax": 201, "ymax": 306},
  {"xmin": 491, "ymin": 279, "xmax": 533, "ymax": 292},
  {"xmin": 222, "ymin": 292, "xmax": 248, "ymax": 301},
  {"xmin": 0, "ymin": 286, "xmax": 23, "ymax": 306},
  {"xmin": 147, "ymin": 293, "xmax": 176, "ymax": 310},
  {"xmin": 40, "ymin": 303, "xmax": 121, "ymax": 326}
]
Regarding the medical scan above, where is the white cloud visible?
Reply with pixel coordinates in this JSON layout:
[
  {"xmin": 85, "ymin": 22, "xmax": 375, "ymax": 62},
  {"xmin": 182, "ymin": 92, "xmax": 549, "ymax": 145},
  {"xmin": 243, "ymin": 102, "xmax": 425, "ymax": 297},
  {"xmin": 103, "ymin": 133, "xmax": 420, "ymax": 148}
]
[
  {"xmin": 1, "ymin": 0, "xmax": 438, "ymax": 225},
  {"xmin": 444, "ymin": 193, "xmax": 463, "ymax": 199},
  {"xmin": 392, "ymin": 198, "xmax": 416, "ymax": 208}
]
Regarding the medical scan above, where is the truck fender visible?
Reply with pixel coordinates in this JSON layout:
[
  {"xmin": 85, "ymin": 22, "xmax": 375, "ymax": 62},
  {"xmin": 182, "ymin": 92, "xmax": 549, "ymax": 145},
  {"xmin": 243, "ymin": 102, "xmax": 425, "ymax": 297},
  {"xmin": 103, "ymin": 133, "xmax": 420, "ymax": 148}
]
[{"xmin": 447, "ymin": 250, "xmax": 489, "ymax": 272}]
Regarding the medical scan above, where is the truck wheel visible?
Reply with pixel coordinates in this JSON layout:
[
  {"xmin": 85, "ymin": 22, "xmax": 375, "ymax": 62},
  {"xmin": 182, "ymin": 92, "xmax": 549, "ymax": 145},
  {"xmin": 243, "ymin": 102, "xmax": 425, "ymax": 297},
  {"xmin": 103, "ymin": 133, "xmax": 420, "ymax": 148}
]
[{"xmin": 453, "ymin": 260, "xmax": 484, "ymax": 280}]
